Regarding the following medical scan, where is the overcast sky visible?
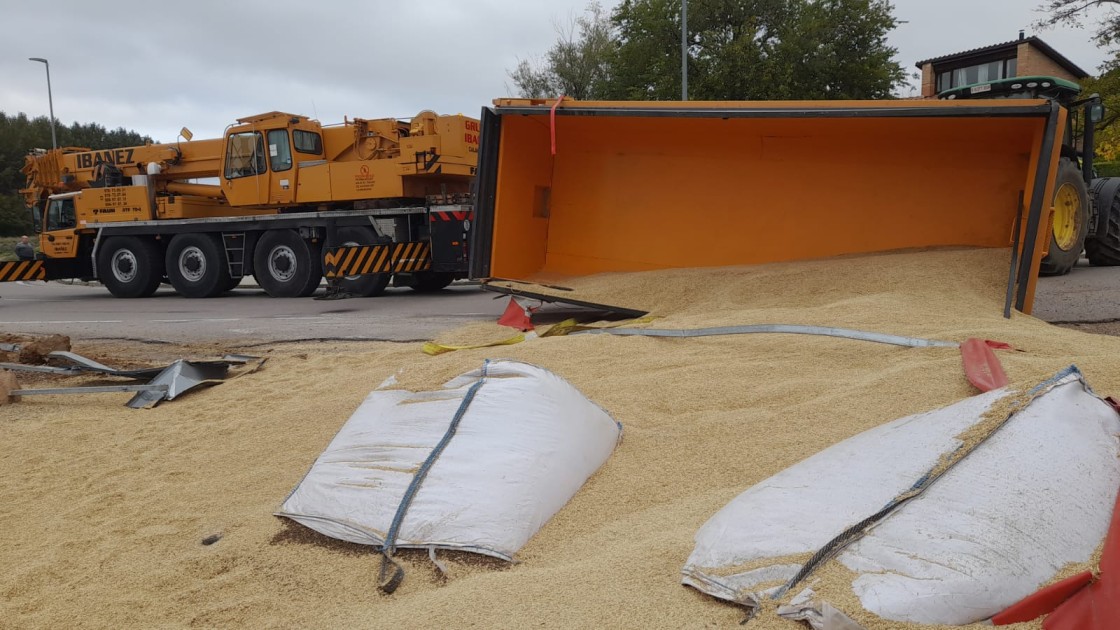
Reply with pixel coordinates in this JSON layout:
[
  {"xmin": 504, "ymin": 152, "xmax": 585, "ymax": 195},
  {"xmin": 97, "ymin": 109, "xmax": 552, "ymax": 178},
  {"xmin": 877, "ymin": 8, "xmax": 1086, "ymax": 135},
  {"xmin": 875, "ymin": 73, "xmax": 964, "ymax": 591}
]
[{"xmin": 0, "ymin": 0, "xmax": 1111, "ymax": 143}]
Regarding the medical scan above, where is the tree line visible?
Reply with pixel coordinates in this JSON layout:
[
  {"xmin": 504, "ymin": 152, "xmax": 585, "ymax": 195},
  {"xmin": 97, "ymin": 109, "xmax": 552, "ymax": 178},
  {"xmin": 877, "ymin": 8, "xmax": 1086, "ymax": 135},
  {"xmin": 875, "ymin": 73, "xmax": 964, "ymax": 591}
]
[
  {"xmin": 508, "ymin": 0, "xmax": 907, "ymax": 101},
  {"xmin": 1037, "ymin": 0, "xmax": 1120, "ymax": 161},
  {"xmin": 0, "ymin": 113, "xmax": 150, "ymax": 236},
  {"xmin": 511, "ymin": 1, "xmax": 1120, "ymax": 161}
]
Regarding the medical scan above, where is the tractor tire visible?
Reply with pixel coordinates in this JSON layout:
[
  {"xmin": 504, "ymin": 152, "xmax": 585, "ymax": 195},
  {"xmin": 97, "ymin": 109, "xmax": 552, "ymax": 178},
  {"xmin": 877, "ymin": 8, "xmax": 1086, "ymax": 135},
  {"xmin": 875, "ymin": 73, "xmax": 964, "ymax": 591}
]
[
  {"xmin": 1086, "ymin": 178, "xmax": 1120, "ymax": 266},
  {"xmin": 335, "ymin": 226, "xmax": 391, "ymax": 297},
  {"xmin": 98, "ymin": 236, "xmax": 164, "ymax": 298},
  {"xmin": 165, "ymin": 233, "xmax": 232, "ymax": 298},
  {"xmin": 406, "ymin": 272, "xmax": 454, "ymax": 293},
  {"xmin": 1039, "ymin": 158, "xmax": 1090, "ymax": 276},
  {"xmin": 253, "ymin": 229, "xmax": 322, "ymax": 298}
]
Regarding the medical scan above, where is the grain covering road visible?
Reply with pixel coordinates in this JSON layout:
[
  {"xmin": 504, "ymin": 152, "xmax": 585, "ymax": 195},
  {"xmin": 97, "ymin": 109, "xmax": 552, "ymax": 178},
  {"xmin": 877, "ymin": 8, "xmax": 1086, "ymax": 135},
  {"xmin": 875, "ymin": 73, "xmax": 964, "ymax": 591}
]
[{"xmin": 2, "ymin": 249, "xmax": 1120, "ymax": 628}]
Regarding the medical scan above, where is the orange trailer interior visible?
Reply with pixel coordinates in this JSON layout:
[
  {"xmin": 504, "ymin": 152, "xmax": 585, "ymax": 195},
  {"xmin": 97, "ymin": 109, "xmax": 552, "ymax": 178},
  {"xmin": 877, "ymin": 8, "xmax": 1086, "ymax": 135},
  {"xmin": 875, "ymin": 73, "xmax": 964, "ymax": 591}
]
[{"xmin": 472, "ymin": 99, "xmax": 1064, "ymax": 314}]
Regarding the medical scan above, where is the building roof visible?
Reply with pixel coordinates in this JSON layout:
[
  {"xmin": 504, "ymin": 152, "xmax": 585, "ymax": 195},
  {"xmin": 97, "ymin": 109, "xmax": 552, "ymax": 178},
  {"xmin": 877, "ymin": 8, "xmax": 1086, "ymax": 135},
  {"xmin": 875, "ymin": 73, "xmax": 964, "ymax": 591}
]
[{"xmin": 915, "ymin": 36, "xmax": 1089, "ymax": 79}]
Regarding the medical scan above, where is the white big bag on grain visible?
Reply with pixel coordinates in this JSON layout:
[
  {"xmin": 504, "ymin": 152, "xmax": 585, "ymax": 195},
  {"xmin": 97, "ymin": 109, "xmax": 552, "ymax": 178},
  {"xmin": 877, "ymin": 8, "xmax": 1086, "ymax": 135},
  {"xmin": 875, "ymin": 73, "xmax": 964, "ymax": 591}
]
[
  {"xmin": 683, "ymin": 367, "xmax": 1120, "ymax": 629},
  {"xmin": 278, "ymin": 359, "xmax": 621, "ymax": 561}
]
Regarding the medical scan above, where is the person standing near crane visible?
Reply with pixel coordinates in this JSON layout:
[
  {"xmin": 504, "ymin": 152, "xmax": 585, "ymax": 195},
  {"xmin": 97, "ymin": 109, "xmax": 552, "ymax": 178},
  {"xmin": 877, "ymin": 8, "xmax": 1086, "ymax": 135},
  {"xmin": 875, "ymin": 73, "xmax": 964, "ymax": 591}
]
[{"xmin": 14, "ymin": 236, "xmax": 34, "ymax": 261}]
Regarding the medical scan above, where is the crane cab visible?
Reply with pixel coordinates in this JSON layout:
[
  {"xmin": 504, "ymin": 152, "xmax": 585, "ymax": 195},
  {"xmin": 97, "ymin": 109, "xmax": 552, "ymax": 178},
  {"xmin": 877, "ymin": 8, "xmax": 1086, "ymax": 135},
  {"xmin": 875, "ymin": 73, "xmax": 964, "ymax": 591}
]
[
  {"xmin": 38, "ymin": 192, "xmax": 82, "ymax": 259},
  {"xmin": 218, "ymin": 111, "xmax": 477, "ymax": 209},
  {"xmin": 220, "ymin": 112, "xmax": 326, "ymax": 207}
]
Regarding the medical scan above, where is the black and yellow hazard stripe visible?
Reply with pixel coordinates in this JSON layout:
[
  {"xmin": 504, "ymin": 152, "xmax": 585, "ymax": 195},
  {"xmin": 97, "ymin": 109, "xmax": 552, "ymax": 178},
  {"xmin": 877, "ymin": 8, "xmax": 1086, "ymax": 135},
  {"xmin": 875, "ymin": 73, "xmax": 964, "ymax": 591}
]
[
  {"xmin": 323, "ymin": 242, "xmax": 432, "ymax": 278},
  {"xmin": 391, "ymin": 241, "xmax": 432, "ymax": 273},
  {"xmin": 0, "ymin": 260, "xmax": 46, "ymax": 282}
]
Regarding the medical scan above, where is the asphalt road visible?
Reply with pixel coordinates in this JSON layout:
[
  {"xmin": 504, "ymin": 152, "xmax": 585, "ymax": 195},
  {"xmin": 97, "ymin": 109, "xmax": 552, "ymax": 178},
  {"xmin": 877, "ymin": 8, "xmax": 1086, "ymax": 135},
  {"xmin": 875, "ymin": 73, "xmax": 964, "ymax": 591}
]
[
  {"xmin": 1, "ymin": 261, "xmax": 1118, "ymax": 344},
  {"xmin": 0, "ymin": 280, "xmax": 508, "ymax": 343},
  {"xmin": 1031, "ymin": 260, "xmax": 1120, "ymax": 323}
]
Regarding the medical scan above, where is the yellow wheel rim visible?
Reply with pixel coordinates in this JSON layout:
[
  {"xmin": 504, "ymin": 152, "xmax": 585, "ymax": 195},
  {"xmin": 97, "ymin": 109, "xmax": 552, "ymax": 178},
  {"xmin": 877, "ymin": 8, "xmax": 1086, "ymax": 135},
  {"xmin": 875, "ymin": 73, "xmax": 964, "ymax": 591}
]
[{"xmin": 1052, "ymin": 182, "xmax": 1082, "ymax": 251}]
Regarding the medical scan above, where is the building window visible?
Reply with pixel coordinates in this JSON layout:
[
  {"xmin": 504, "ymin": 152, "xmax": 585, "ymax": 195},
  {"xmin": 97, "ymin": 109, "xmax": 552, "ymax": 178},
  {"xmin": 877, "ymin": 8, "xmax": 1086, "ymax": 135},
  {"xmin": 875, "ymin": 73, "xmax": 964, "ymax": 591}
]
[{"xmin": 936, "ymin": 58, "xmax": 1017, "ymax": 93}]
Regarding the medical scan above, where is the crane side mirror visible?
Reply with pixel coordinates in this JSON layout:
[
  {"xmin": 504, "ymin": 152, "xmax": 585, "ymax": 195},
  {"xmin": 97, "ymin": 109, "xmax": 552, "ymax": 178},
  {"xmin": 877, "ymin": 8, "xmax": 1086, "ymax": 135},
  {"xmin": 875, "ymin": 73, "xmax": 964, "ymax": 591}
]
[
  {"xmin": 1090, "ymin": 103, "xmax": 1105, "ymax": 125},
  {"xmin": 179, "ymin": 127, "xmax": 194, "ymax": 141}
]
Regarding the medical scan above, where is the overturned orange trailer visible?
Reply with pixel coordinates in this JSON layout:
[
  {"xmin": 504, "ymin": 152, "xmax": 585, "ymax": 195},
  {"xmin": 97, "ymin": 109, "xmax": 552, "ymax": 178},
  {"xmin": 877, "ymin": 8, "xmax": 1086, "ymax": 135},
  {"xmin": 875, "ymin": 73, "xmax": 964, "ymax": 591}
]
[{"xmin": 469, "ymin": 98, "xmax": 1070, "ymax": 315}]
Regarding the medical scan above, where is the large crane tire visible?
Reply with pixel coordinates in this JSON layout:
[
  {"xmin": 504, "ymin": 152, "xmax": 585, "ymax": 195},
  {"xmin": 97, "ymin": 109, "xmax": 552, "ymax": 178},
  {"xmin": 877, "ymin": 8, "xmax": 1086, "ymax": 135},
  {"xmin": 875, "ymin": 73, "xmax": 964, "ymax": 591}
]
[
  {"xmin": 335, "ymin": 226, "xmax": 391, "ymax": 297},
  {"xmin": 165, "ymin": 233, "xmax": 232, "ymax": 298},
  {"xmin": 253, "ymin": 229, "xmax": 323, "ymax": 298},
  {"xmin": 98, "ymin": 236, "xmax": 164, "ymax": 298},
  {"xmin": 406, "ymin": 272, "xmax": 454, "ymax": 292},
  {"xmin": 220, "ymin": 275, "xmax": 244, "ymax": 293}
]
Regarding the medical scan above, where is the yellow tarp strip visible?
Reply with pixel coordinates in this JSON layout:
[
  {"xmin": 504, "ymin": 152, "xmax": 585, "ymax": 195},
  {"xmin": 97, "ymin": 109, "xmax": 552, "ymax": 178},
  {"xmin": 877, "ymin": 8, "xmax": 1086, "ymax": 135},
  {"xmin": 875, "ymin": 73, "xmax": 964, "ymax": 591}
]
[
  {"xmin": 422, "ymin": 334, "xmax": 526, "ymax": 356},
  {"xmin": 421, "ymin": 316, "xmax": 659, "ymax": 356}
]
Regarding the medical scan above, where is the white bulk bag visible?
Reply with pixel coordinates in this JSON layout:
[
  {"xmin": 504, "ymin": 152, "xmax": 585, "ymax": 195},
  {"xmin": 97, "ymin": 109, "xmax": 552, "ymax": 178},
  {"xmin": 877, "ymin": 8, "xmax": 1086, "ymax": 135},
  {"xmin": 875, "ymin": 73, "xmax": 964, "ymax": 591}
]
[
  {"xmin": 682, "ymin": 367, "xmax": 1120, "ymax": 628},
  {"xmin": 278, "ymin": 359, "xmax": 620, "ymax": 561}
]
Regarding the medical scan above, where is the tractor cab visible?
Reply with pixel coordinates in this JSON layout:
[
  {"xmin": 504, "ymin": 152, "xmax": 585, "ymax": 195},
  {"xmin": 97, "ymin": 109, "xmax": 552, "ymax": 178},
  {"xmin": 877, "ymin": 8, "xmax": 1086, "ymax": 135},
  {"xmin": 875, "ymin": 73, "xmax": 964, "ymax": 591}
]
[
  {"xmin": 939, "ymin": 76, "xmax": 1105, "ymax": 275},
  {"xmin": 938, "ymin": 75, "xmax": 1082, "ymax": 102}
]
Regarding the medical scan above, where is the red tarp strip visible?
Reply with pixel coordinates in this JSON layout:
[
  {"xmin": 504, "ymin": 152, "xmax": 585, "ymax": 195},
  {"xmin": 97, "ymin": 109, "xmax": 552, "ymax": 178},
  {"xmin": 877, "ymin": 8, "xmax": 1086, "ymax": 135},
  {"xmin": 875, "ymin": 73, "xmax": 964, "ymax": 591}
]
[
  {"xmin": 1042, "ymin": 487, "xmax": 1120, "ymax": 629},
  {"xmin": 961, "ymin": 337, "xmax": 1010, "ymax": 392},
  {"xmin": 550, "ymin": 95, "xmax": 566, "ymax": 156},
  {"xmin": 992, "ymin": 571, "xmax": 1094, "ymax": 624}
]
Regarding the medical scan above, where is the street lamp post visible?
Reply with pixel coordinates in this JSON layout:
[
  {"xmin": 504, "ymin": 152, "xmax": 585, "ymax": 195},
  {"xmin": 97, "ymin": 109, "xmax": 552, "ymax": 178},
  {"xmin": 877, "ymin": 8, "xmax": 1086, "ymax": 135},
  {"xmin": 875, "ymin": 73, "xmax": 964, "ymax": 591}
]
[
  {"xmin": 28, "ymin": 57, "xmax": 57, "ymax": 150},
  {"xmin": 681, "ymin": 0, "xmax": 688, "ymax": 101}
]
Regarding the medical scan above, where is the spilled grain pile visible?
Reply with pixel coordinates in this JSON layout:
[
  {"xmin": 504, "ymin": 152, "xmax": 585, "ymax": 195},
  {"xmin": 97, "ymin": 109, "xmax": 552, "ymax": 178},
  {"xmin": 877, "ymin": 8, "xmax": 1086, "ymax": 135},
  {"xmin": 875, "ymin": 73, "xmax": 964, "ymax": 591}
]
[{"xmin": 2, "ymin": 248, "xmax": 1118, "ymax": 629}]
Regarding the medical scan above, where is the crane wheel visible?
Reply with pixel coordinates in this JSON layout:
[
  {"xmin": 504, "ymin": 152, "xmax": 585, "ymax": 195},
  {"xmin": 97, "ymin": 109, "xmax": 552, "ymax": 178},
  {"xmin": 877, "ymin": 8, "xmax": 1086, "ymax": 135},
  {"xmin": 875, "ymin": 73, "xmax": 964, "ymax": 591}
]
[
  {"xmin": 1086, "ymin": 178, "xmax": 1120, "ymax": 266},
  {"xmin": 335, "ymin": 226, "xmax": 391, "ymax": 297},
  {"xmin": 165, "ymin": 233, "xmax": 232, "ymax": 298},
  {"xmin": 253, "ymin": 229, "xmax": 323, "ymax": 298},
  {"xmin": 220, "ymin": 275, "xmax": 245, "ymax": 293},
  {"xmin": 98, "ymin": 236, "xmax": 164, "ymax": 298},
  {"xmin": 1039, "ymin": 158, "xmax": 1090, "ymax": 276},
  {"xmin": 406, "ymin": 272, "xmax": 454, "ymax": 292}
]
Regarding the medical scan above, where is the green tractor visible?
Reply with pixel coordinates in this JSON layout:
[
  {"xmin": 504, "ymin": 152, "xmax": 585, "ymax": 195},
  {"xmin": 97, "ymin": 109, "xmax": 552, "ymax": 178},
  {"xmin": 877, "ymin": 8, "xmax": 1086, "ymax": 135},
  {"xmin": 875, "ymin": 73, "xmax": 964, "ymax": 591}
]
[{"xmin": 940, "ymin": 76, "xmax": 1107, "ymax": 275}]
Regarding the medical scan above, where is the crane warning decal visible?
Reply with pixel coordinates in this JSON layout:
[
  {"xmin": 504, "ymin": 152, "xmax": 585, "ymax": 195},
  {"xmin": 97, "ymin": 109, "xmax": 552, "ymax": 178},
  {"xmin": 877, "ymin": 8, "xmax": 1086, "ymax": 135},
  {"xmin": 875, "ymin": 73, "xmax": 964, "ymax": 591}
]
[
  {"xmin": 323, "ymin": 241, "xmax": 432, "ymax": 278},
  {"xmin": 0, "ymin": 260, "xmax": 47, "ymax": 282},
  {"xmin": 354, "ymin": 165, "xmax": 375, "ymax": 193}
]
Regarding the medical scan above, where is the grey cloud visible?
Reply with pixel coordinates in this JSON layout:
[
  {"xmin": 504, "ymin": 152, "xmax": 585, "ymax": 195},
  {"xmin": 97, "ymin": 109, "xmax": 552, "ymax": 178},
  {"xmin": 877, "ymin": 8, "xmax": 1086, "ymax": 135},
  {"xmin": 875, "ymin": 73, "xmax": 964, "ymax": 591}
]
[{"xmin": 1, "ymin": 0, "xmax": 1111, "ymax": 142}]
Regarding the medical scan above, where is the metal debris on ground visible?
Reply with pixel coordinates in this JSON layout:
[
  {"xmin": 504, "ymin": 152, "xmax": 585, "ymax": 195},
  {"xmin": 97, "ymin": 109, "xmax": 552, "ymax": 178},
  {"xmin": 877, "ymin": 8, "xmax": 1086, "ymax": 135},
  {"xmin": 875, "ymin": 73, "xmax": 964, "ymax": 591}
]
[
  {"xmin": 126, "ymin": 360, "xmax": 231, "ymax": 409},
  {"xmin": 0, "ymin": 351, "xmax": 265, "ymax": 408}
]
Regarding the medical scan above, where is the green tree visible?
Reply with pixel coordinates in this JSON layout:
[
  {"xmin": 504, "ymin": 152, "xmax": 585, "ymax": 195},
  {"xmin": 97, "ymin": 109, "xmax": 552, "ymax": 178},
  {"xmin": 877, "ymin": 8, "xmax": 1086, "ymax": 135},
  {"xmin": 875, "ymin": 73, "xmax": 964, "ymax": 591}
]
[
  {"xmin": 609, "ymin": 0, "xmax": 905, "ymax": 100},
  {"xmin": 508, "ymin": 2, "xmax": 616, "ymax": 99},
  {"xmin": 1036, "ymin": 0, "xmax": 1120, "ymax": 152},
  {"xmin": 1036, "ymin": 0, "xmax": 1120, "ymax": 59},
  {"xmin": 0, "ymin": 112, "xmax": 150, "ymax": 236}
]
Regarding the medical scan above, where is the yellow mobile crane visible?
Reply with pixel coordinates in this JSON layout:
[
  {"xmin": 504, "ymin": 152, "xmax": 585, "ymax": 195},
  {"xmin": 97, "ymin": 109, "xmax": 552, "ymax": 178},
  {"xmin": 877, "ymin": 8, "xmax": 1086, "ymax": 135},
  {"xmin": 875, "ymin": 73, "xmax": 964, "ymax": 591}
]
[{"xmin": 9, "ymin": 110, "xmax": 478, "ymax": 298}]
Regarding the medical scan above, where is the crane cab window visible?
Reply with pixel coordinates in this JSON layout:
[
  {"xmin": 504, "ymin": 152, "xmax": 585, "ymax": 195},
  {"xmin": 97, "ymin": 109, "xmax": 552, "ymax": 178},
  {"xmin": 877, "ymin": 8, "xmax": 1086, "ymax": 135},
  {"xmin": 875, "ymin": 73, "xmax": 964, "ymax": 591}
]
[
  {"xmin": 268, "ymin": 130, "xmax": 292, "ymax": 172},
  {"xmin": 30, "ymin": 203, "xmax": 43, "ymax": 233},
  {"xmin": 46, "ymin": 197, "xmax": 76, "ymax": 231},
  {"xmin": 225, "ymin": 132, "xmax": 266, "ymax": 179},
  {"xmin": 293, "ymin": 130, "xmax": 323, "ymax": 154}
]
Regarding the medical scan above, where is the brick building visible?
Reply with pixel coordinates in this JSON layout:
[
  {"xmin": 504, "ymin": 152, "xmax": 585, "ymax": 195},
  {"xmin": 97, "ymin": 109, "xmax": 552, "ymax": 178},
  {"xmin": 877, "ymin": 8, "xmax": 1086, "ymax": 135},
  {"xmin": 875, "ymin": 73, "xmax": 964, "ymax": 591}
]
[{"xmin": 915, "ymin": 32, "xmax": 1089, "ymax": 98}]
